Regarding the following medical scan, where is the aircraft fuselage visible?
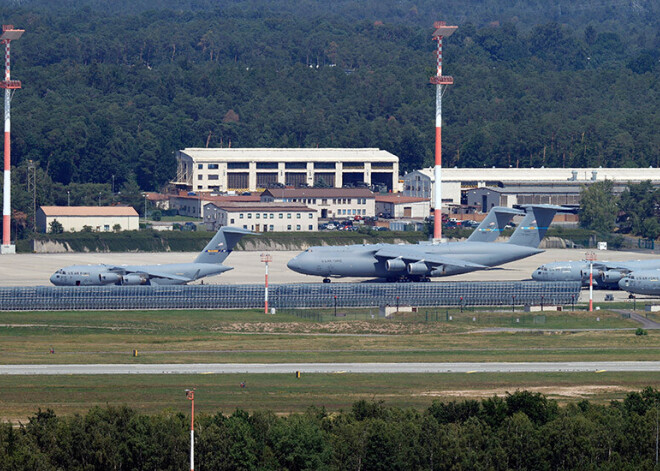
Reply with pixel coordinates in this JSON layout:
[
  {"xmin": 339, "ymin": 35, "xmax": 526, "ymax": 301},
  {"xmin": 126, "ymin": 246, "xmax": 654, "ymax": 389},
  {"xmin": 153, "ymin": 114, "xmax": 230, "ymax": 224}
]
[{"xmin": 287, "ymin": 242, "xmax": 542, "ymax": 280}]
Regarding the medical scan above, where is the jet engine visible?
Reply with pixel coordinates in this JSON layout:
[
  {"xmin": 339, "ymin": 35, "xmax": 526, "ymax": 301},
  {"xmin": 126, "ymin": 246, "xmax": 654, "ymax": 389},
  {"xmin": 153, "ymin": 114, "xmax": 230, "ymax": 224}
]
[
  {"xmin": 98, "ymin": 273, "xmax": 122, "ymax": 284},
  {"xmin": 386, "ymin": 258, "xmax": 406, "ymax": 272},
  {"xmin": 600, "ymin": 270, "xmax": 625, "ymax": 283},
  {"xmin": 407, "ymin": 261, "xmax": 429, "ymax": 275},
  {"xmin": 121, "ymin": 274, "xmax": 148, "ymax": 285}
]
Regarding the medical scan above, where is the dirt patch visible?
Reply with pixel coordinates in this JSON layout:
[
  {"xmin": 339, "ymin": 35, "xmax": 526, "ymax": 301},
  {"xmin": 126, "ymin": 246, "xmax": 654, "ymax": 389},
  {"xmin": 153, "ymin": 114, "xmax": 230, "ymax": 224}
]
[
  {"xmin": 417, "ymin": 385, "xmax": 629, "ymax": 399},
  {"xmin": 213, "ymin": 321, "xmax": 453, "ymax": 335}
]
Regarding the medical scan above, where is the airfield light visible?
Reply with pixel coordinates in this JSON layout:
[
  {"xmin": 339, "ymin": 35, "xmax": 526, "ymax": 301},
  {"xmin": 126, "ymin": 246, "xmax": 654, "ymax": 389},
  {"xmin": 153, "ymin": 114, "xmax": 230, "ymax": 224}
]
[
  {"xmin": 185, "ymin": 389, "xmax": 195, "ymax": 471},
  {"xmin": 261, "ymin": 253, "xmax": 272, "ymax": 314},
  {"xmin": 586, "ymin": 251, "xmax": 596, "ymax": 312},
  {"xmin": 430, "ymin": 21, "xmax": 456, "ymax": 243},
  {"xmin": 1, "ymin": 25, "xmax": 24, "ymax": 254}
]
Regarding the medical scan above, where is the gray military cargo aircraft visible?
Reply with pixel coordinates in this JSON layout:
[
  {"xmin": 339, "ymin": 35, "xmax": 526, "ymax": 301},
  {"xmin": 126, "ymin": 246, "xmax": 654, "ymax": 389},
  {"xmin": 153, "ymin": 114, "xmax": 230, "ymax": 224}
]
[
  {"xmin": 287, "ymin": 205, "xmax": 566, "ymax": 282},
  {"xmin": 532, "ymin": 259, "xmax": 660, "ymax": 289},
  {"xmin": 618, "ymin": 270, "xmax": 660, "ymax": 295},
  {"xmin": 50, "ymin": 226, "xmax": 254, "ymax": 286}
]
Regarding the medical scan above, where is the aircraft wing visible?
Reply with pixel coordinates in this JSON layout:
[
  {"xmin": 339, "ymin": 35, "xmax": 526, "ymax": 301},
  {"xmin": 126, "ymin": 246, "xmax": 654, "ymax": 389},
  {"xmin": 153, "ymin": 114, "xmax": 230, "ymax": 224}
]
[
  {"xmin": 106, "ymin": 266, "xmax": 195, "ymax": 282},
  {"xmin": 374, "ymin": 247, "xmax": 488, "ymax": 269}
]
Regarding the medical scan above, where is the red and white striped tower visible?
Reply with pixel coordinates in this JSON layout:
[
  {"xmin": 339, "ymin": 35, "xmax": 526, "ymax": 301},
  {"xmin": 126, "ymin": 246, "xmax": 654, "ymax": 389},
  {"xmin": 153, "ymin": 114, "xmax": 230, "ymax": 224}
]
[
  {"xmin": 429, "ymin": 22, "xmax": 456, "ymax": 243},
  {"xmin": 1, "ymin": 25, "xmax": 24, "ymax": 254},
  {"xmin": 261, "ymin": 253, "xmax": 272, "ymax": 314}
]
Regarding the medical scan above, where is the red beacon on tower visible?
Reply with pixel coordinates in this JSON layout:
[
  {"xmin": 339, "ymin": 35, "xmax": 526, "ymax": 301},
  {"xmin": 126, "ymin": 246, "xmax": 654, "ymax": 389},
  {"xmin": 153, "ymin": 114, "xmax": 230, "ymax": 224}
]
[
  {"xmin": 1, "ymin": 24, "xmax": 24, "ymax": 255},
  {"xmin": 429, "ymin": 21, "xmax": 456, "ymax": 243}
]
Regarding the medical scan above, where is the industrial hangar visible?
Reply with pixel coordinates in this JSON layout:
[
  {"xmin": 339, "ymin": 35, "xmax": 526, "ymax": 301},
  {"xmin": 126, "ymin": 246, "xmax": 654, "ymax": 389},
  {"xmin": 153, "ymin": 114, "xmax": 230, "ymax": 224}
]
[
  {"xmin": 171, "ymin": 147, "xmax": 400, "ymax": 193},
  {"xmin": 404, "ymin": 167, "xmax": 660, "ymax": 207}
]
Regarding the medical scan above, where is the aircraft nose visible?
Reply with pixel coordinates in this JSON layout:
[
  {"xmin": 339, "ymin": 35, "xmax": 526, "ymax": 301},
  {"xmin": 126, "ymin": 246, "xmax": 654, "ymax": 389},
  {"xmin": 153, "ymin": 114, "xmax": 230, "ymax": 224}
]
[
  {"xmin": 287, "ymin": 256, "xmax": 302, "ymax": 273},
  {"xmin": 532, "ymin": 270, "xmax": 542, "ymax": 280},
  {"xmin": 50, "ymin": 273, "xmax": 59, "ymax": 285},
  {"xmin": 618, "ymin": 278, "xmax": 629, "ymax": 290}
]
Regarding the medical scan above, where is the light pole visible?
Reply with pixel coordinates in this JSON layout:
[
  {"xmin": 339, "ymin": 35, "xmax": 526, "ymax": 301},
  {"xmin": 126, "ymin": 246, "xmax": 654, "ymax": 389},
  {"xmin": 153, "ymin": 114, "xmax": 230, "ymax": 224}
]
[
  {"xmin": 143, "ymin": 194, "xmax": 147, "ymax": 224},
  {"xmin": 185, "ymin": 389, "xmax": 195, "ymax": 471},
  {"xmin": 261, "ymin": 253, "xmax": 272, "ymax": 314},
  {"xmin": 67, "ymin": 190, "xmax": 70, "ymax": 206},
  {"xmin": 111, "ymin": 174, "xmax": 115, "ymax": 194}
]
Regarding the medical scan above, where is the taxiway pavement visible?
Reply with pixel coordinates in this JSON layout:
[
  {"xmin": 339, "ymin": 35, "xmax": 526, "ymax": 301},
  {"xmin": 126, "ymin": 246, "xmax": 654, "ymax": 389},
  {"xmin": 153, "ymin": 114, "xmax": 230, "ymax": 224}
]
[{"xmin": 1, "ymin": 361, "xmax": 659, "ymax": 375}]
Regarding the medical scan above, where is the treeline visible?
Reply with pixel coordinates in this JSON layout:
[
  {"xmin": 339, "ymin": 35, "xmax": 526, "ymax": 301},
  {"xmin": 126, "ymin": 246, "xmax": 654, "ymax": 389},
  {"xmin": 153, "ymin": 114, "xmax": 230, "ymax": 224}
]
[
  {"xmin": 2, "ymin": 389, "xmax": 660, "ymax": 470},
  {"xmin": 0, "ymin": 0, "xmax": 656, "ymax": 196},
  {"xmin": 580, "ymin": 180, "xmax": 660, "ymax": 239}
]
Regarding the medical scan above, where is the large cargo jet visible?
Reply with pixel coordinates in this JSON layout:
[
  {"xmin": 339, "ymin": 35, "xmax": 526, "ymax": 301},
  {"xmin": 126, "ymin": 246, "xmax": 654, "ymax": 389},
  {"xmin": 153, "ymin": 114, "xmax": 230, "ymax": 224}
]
[
  {"xmin": 50, "ymin": 227, "xmax": 253, "ymax": 286},
  {"xmin": 287, "ymin": 205, "xmax": 567, "ymax": 282}
]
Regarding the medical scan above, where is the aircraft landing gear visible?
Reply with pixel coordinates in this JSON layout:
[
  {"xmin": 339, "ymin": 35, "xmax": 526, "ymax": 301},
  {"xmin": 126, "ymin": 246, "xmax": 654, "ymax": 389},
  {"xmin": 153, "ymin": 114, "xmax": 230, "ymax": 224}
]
[{"xmin": 323, "ymin": 278, "xmax": 331, "ymax": 283}]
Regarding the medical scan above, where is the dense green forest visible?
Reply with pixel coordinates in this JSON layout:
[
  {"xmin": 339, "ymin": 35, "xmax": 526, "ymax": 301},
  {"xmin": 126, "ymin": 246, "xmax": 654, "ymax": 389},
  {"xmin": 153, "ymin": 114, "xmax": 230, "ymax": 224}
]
[
  {"xmin": 0, "ymin": 0, "xmax": 657, "ymax": 195},
  {"xmin": 2, "ymin": 389, "xmax": 660, "ymax": 470}
]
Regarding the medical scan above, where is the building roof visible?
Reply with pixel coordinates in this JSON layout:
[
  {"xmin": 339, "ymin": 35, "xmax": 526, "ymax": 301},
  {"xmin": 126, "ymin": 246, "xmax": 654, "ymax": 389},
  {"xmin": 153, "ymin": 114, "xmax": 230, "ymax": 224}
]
[
  {"xmin": 262, "ymin": 188, "xmax": 374, "ymax": 198},
  {"xmin": 410, "ymin": 167, "xmax": 660, "ymax": 183},
  {"xmin": 172, "ymin": 194, "xmax": 262, "ymax": 202},
  {"xmin": 205, "ymin": 202, "xmax": 315, "ymax": 212},
  {"xmin": 40, "ymin": 206, "xmax": 139, "ymax": 217},
  {"xmin": 375, "ymin": 194, "xmax": 429, "ymax": 204},
  {"xmin": 178, "ymin": 148, "xmax": 398, "ymax": 163}
]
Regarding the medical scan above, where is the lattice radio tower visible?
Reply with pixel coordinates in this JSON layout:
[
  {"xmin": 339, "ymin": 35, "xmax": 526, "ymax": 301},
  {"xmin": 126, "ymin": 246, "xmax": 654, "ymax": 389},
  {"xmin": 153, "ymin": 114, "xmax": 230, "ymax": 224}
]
[
  {"xmin": 429, "ymin": 21, "xmax": 456, "ymax": 243},
  {"xmin": 1, "ymin": 25, "xmax": 24, "ymax": 254}
]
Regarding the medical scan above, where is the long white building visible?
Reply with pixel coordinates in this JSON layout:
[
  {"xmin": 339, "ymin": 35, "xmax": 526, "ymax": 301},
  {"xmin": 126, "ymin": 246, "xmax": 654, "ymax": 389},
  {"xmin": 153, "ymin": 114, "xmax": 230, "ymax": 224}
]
[
  {"xmin": 404, "ymin": 167, "xmax": 660, "ymax": 206},
  {"xmin": 172, "ymin": 148, "xmax": 400, "ymax": 193}
]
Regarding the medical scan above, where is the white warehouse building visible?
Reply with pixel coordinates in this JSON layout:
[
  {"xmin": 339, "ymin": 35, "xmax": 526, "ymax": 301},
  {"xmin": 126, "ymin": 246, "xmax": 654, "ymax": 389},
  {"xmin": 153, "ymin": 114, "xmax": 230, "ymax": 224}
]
[
  {"xmin": 404, "ymin": 167, "xmax": 660, "ymax": 206},
  {"xmin": 172, "ymin": 148, "xmax": 400, "ymax": 193}
]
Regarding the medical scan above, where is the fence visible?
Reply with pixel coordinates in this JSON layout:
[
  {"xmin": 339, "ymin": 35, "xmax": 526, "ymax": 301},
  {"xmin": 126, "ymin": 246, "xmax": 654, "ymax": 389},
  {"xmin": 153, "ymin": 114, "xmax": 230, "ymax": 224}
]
[{"xmin": 0, "ymin": 281, "xmax": 581, "ymax": 311}]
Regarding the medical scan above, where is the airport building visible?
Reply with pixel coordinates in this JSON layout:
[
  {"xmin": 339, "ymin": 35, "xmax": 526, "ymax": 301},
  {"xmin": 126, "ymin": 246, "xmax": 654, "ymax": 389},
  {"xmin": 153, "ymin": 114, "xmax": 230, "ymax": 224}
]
[
  {"xmin": 37, "ymin": 206, "xmax": 139, "ymax": 233},
  {"xmin": 404, "ymin": 167, "xmax": 660, "ymax": 207},
  {"xmin": 169, "ymin": 193, "xmax": 260, "ymax": 218},
  {"xmin": 203, "ymin": 202, "xmax": 317, "ymax": 232},
  {"xmin": 261, "ymin": 188, "xmax": 375, "ymax": 219},
  {"xmin": 171, "ymin": 148, "xmax": 400, "ymax": 193},
  {"xmin": 374, "ymin": 194, "xmax": 430, "ymax": 219}
]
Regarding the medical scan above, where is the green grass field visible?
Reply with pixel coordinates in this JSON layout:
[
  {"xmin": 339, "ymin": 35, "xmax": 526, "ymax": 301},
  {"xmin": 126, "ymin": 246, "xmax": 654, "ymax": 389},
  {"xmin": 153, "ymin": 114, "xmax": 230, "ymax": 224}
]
[
  {"xmin": 0, "ymin": 307, "xmax": 657, "ymax": 419},
  {"xmin": 1, "ymin": 372, "xmax": 658, "ymax": 420}
]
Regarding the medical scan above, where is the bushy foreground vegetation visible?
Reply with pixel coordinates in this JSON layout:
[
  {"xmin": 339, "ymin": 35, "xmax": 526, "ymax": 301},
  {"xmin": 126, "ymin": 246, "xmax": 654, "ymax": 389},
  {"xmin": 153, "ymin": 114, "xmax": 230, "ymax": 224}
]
[{"xmin": 2, "ymin": 389, "xmax": 660, "ymax": 470}]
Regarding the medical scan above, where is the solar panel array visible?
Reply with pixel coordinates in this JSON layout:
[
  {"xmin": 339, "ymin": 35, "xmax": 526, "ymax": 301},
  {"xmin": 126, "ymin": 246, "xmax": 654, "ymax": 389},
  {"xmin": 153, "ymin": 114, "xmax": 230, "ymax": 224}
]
[{"xmin": 0, "ymin": 281, "xmax": 581, "ymax": 311}]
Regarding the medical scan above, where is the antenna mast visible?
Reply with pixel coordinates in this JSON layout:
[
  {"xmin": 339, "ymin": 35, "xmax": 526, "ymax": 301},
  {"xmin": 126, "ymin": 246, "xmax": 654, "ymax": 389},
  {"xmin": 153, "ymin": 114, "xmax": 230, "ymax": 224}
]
[{"xmin": 1, "ymin": 25, "xmax": 24, "ymax": 254}]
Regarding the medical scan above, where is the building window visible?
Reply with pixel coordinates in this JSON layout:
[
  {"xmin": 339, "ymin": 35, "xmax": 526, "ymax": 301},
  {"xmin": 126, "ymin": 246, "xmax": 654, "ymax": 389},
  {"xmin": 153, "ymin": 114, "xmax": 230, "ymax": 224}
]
[
  {"xmin": 208, "ymin": 164, "xmax": 219, "ymax": 169},
  {"xmin": 287, "ymin": 213, "xmax": 292, "ymax": 219},
  {"xmin": 269, "ymin": 214, "xmax": 274, "ymax": 219},
  {"xmin": 197, "ymin": 164, "xmax": 203, "ymax": 169},
  {"xmin": 296, "ymin": 225, "xmax": 301, "ymax": 230},
  {"xmin": 263, "ymin": 213, "xmax": 267, "ymax": 219},
  {"xmin": 257, "ymin": 162, "xmax": 278, "ymax": 169},
  {"xmin": 296, "ymin": 213, "xmax": 301, "ymax": 219},
  {"xmin": 104, "ymin": 225, "xmax": 110, "ymax": 231},
  {"xmin": 256, "ymin": 213, "xmax": 261, "ymax": 219},
  {"xmin": 308, "ymin": 225, "xmax": 313, "ymax": 230},
  {"xmin": 230, "ymin": 218, "xmax": 235, "ymax": 224},
  {"xmin": 243, "ymin": 225, "xmax": 247, "ymax": 229},
  {"xmin": 208, "ymin": 175, "xmax": 219, "ymax": 180},
  {"xmin": 279, "ymin": 213, "xmax": 283, "ymax": 219},
  {"xmin": 197, "ymin": 175, "xmax": 203, "ymax": 180},
  {"xmin": 248, "ymin": 213, "xmax": 252, "ymax": 219},
  {"xmin": 308, "ymin": 213, "xmax": 313, "ymax": 219},
  {"xmin": 227, "ymin": 162, "xmax": 249, "ymax": 169},
  {"xmin": 240, "ymin": 214, "xmax": 244, "ymax": 219},
  {"xmin": 287, "ymin": 225, "xmax": 292, "ymax": 230}
]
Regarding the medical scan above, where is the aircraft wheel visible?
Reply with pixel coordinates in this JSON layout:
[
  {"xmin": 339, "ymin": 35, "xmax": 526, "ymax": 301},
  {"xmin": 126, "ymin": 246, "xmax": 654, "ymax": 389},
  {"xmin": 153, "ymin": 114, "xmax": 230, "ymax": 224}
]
[{"xmin": 323, "ymin": 278, "xmax": 331, "ymax": 283}]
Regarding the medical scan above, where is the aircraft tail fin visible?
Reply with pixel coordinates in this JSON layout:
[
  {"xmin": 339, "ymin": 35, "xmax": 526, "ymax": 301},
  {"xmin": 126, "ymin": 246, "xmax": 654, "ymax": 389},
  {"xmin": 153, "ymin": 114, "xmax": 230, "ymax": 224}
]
[
  {"xmin": 194, "ymin": 227, "xmax": 255, "ymax": 264},
  {"xmin": 507, "ymin": 205, "xmax": 567, "ymax": 248},
  {"xmin": 466, "ymin": 206, "xmax": 524, "ymax": 243}
]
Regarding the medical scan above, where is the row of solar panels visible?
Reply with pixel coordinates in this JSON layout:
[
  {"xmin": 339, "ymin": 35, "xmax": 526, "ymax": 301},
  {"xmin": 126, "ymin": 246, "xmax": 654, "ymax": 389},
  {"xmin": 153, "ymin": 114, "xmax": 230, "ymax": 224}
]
[{"xmin": 0, "ymin": 282, "xmax": 581, "ymax": 311}]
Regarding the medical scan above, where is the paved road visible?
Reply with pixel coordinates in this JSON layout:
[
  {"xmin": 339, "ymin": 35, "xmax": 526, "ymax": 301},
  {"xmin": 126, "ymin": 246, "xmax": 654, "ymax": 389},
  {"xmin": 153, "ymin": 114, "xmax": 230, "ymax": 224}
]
[{"xmin": 1, "ymin": 362, "xmax": 659, "ymax": 375}]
